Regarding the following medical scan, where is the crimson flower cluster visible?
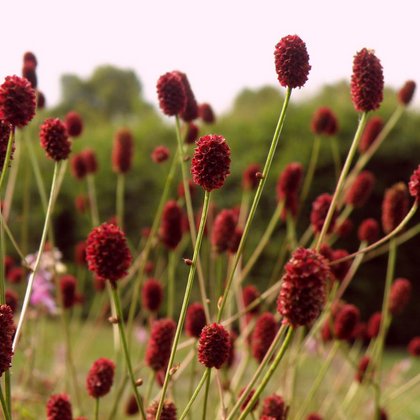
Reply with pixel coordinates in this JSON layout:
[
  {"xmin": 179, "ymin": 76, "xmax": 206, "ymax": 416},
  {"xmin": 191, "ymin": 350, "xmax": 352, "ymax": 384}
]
[
  {"xmin": 86, "ymin": 357, "xmax": 115, "ymax": 398},
  {"xmin": 160, "ymin": 200, "xmax": 183, "ymax": 249},
  {"xmin": 0, "ymin": 304, "xmax": 14, "ymax": 377},
  {"xmin": 185, "ymin": 302, "xmax": 206, "ymax": 338},
  {"xmin": 211, "ymin": 209, "xmax": 237, "ymax": 253},
  {"xmin": 311, "ymin": 107, "xmax": 338, "ymax": 136},
  {"xmin": 142, "ymin": 278, "xmax": 163, "ymax": 313},
  {"xmin": 157, "ymin": 71, "xmax": 187, "ymax": 116},
  {"xmin": 65, "ymin": 111, "xmax": 83, "ymax": 137},
  {"xmin": 358, "ymin": 116, "xmax": 383, "ymax": 153},
  {"xmin": 198, "ymin": 323, "xmax": 231, "ymax": 369},
  {"xmin": 381, "ymin": 183, "xmax": 409, "ymax": 234},
  {"xmin": 46, "ymin": 394, "xmax": 73, "ymax": 420},
  {"xmin": 146, "ymin": 400, "xmax": 177, "ymax": 420},
  {"xmin": 251, "ymin": 312, "xmax": 278, "ymax": 362},
  {"xmin": 40, "ymin": 118, "xmax": 71, "ymax": 161},
  {"xmin": 310, "ymin": 193, "xmax": 337, "ymax": 233},
  {"xmin": 112, "ymin": 128, "xmax": 134, "ymax": 173}
]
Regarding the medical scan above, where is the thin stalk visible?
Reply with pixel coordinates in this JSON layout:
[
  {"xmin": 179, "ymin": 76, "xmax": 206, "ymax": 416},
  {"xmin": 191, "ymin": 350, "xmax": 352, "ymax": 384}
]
[
  {"xmin": 156, "ymin": 191, "xmax": 211, "ymax": 418},
  {"xmin": 13, "ymin": 162, "xmax": 60, "ymax": 351},
  {"xmin": 0, "ymin": 386, "xmax": 11, "ymax": 420},
  {"xmin": 386, "ymin": 372, "xmax": 420, "ymax": 401},
  {"xmin": 167, "ymin": 251, "xmax": 176, "ymax": 319},
  {"xmin": 20, "ymin": 141, "xmax": 30, "ymax": 255},
  {"xmin": 316, "ymin": 112, "xmax": 368, "ymax": 250},
  {"xmin": 179, "ymin": 369, "xmax": 210, "ymax": 420},
  {"xmin": 87, "ymin": 174, "xmax": 100, "ymax": 227},
  {"xmin": 238, "ymin": 327, "xmax": 294, "ymax": 420},
  {"xmin": 145, "ymin": 370, "xmax": 155, "ymax": 406},
  {"xmin": 110, "ymin": 285, "xmax": 146, "ymax": 420},
  {"xmin": 217, "ymin": 87, "xmax": 292, "ymax": 323},
  {"xmin": 95, "ymin": 398, "xmax": 100, "ymax": 420},
  {"xmin": 301, "ymin": 134, "xmax": 321, "ymax": 204},
  {"xmin": 116, "ymin": 173, "xmax": 125, "ymax": 230},
  {"xmin": 0, "ymin": 130, "xmax": 15, "ymax": 192},
  {"xmin": 330, "ymin": 136, "xmax": 341, "ymax": 182},
  {"xmin": 202, "ymin": 368, "xmax": 211, "ymax": 420},
  {"xmin": 187, "ymin": 347, "xmax": 197, "ymax": 420}
]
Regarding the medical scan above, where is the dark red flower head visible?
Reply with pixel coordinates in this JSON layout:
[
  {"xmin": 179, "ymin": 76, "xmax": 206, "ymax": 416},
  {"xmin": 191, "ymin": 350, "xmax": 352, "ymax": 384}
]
[
  {"xmin": 334, "ymin": 304, "xmax": 360, "ymax": 340},
  {"xmin": 311, "ymin": 107, "xmax": 338, "ymax": 136},
  {"xmin": 185, "ymin": 122, "xmax": 199, "ymax": 144},
  {"xmin": 191, "ymin": 134, "xmax": 231, "ymax": 192},
  {"xmin": 211, "ymin": 209, "xmax": 237, "ymax": 253},
  {"xmin": 86, "ymin": 357, "xmax": 115, "ymax": 398},
  {"xmin": 356, "ymin": 356, "xmax": 373, "ymax": 383},
  {"xmin": 345, "ymin": 171, "xmax": 375, "ymax": 208},
  {"xmin": 112, "ymin": 128, "xmax": 134, "ymax": 173},
  {"xmin": 242, "ymin": 285, "xmax": 260, "ymax": 315},
  {"xmin": 22, "ymin": 65, "xmax": 37, "ymax": 89},
  {"xmin": 37, "ymin": 91, "xmax": 46, "ymax": 110},
  {"xmin": 277, "ymin": 162, "xmax": 304, "ymax": 200},
  {"xmin": 70, "ymin": 153, "xmax": 88, "ymax": 180},
  {"xmin": 198, "ymin": 103, "xmax": 216, "ymax": 124},
  {"xmin": 398, "ymin": 80, "xmax": 416, "ymax": 106},
  {"xmin": 60, "ymin": 275, "xmax": 77, "ymax": 309},
  {"xmin": 274, "ymin": 35, "xmax": 311, "ymax": 89},
  {"xmin": 310, "ymin": 193, "xmax": 337, "ymax": 234},
  {"xmin": 367, "ymin": 312, "xmax": 382, "ymax": 339},
  {"xmin": 277, "ymin": 248, "xmax": 330, "ymax": 327},
  {"xmin": 156, "ymin": 71, "xmax": 187, "ymax": 117},
  {"xmin": 0, "ymin": 75, "xmax": 36, "ymax": 127},
  {"xmin": 82, "ymin": 149, "xmax": 98, "ymax": 174},
  {"xmin": 242, "ymin": 163, "xmax": 261, "ymax": 190},
  {"xmin": 23, "ymin": 52, "xmax": 38, "ymax": 69},
  {"xmin": 125, "ymin": 394, "xmax": 139, "ymax": 415},
  {"xmin": 185, "ymin": 302, "xmax": 206, "ymax": 338},
  {"xmin": 46, "ymin": 394, "xmax": 73, "ymax": 420},
  {"xmin": 65, "ymin": 111, "xmax": 83, "ymax": 138},
  {"xmin": 408, "ymin": 337, "xmax": 420, "ymax": 357},
  {"xmin": 408, "ymin": 165, "xmax": 420, "ymax": 202},
  {"xmin": 358, "ymin": 218, "xmax": 380, "ymax": 243},
  {"xmin": 160, "ymin": 200, "xmax": 183, "ymax": 250},
  {"xmin": 6, "ymin": 266, "xmax": 24, "ymax": 284},
  {"xmin": 0, "ymin": 120, "xmax": 13, "ymax": 173},
  {"xmin": 0, "ymin": 304, "xmax": 14, "ymax": 376},
  {"xmin": 261, "ymin": 394, "xmax": 286, "ymax": 420},
  {"xmin": 329, "ymin": 249, "xmax": 351, "ymax": 282},
  {"xmin": 198, "ymin": 323, "xmax": 231, "ymax": 369},
  {"xmin": 335, "ymin": 218, "xmax": 353, "ymax": 238},
  {"xmin": 389, "ymin": 277, "xmax": 411, "ymax": 316},
  {"xmin": 307, "ymin": 414, "xmax": 323, "ymax": 420},
  {"xmin": 40, "ymin": 118, "xmax": 71, "ymax": 161},
  {"xmin": 251, "ymin": 312, "xmax": 278, "ymax": 362},
  {"xmin": 142, "ymin": 278, "xmax": 163, "ymax": 313},
  {"xmin": 151, "ymin": 145, "xmax": 170, "ymax": 163},
  {"xmin": 174, "ymin": 71, "xmax": 198, "ymax": 122},
  {"xmin": 145, "ymin": 318, "xmax": 176, "ymax": 371},
  {"xmin": 86, "ymin": 222, "xmax": 132, "ymax": 284},
  {"xmin": 5, "ymin": 290, "xmax": 18, "ymax": 313},
  {"xmin": 146, "ymin": 399, "xmax": 177, "ymax": 420},
  {"xmin": 358, "ymin": 116, "xmax": 383, "ymax": 153},
  {"xmin": 381, "ymin": 183, "xmax": 409, "ymax": 234},
  {"xmin": 351, "ymin": 48, "xmax": 384, "ymax": 112},
  {"xmin": 239, "ymin": 388, "xmax": 259, "ymax": 412}
]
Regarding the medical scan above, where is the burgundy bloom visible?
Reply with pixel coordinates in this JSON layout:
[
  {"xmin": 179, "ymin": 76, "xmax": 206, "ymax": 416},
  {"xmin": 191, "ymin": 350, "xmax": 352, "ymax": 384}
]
[
  {"xmin": 86, "ymin": 357, "xmax": 115, "ymax": 398},
  {"xmin": 367, "ymin": 312, "xmax": 382, "ymax": 339},
  {"xmin": 242, "ymin": 285, "xmax": 260, "ymax": 314},
  {"xmin": 344, "ymin": 171, "xmax": 375, "ymax": 208},
  {"xmin": 311, "ymin": 107, "xmax": 338, "ymax": 136},
  {"xmin": 0, "ymin": 120, "xmax": 13, "ymax": 172},
  {"xmin": 408, "ymin": 337, "xmax": 420, "ymax": 357},
  {"xmin": 329, "ymin": 249, "xmax": 351, "ymax": 282},
  {"xmin": 307, "ymin": 414, "xmax": 323, "ymax": 420},
  {"xmin": 198, "ymin": 323, "xmax": 231, "ymax": 369},
  {"xmin": 22, "ymin": 65, "xmax": 37, "ymax": 89},
  {"xmin": 0, "ymin": 305, "xmax": 14, "ymax": 376},
  {"xmin": 398, "ymin": 80, "xmax": 416, "ymax": 106},
  {"xmin": 60, "ymin": 275, "xmax": 77, "ymax": 309},
  {"xmin": 178, "ymin": 180, "xmax": 196, "ymax": 199},
  {"xmin": 389, "ymin": 278, "xmax": 411, "ymax": 316},
  {"xmin": 5, "ymin": 289, "xmax": 18, "ymax": 313},
  {"xmin": 86, "ymin": 222, "xmax": 132, "ymax": 283},
  {"xmin": 224, "ymin": 331, "xmax": 236, "ymax": 369},
  {"xmin": 112, "ymin": 128, "xmax": 134, "ymax": 173},
  {"xmin": 239, "ymin": 388, "xmax": 259, "ymax": 412},
  {"xmin": 151, "ymin": 145, "xmax": 170, "ymax": 163},
  {"xmin": 261, "ymin": 394, "xmax": 286, "ymax": 420},
  {"xmin": 229, "ymin": 227, "xmax": 243, "ymax": 253},
  {"xmin": 174, "ymin": 71, "xmax": 198, "ymax": 122},
  {"xmin": 335, "ymin": 218, "xmax": 353, "ymax": 238},
  {"xmin": 65, "ymin": 111, "xmax": 83, "ymax": 137},
  {"xmin": 350, "ymin": 48, "xmax": 384, "ymax": 112},
  {"xmin": 211, "ymin": 209, "xmax": 237, "ymax": 253},
  {"xmin": 277, "ymin": 162, "xmax": 304, "ymax": 200},
  {"xmin": 82, "ymin": 149, "xmax": 98, "ymax": 174},
  {"xmin": 46, "ymin": 394, "xmax": 73, "ymax": 420},
  {"xmin": 145, "ymin": 318, "xmax": 176, "ymax": 371},
  {"xmin": 408, "ymin": 165, "xmax": 420, "ymax": 202},
  {"xmin": 356, "ymin": 356, "xmax": 373, "ymax": 383},
  {"xmin": 310, "ymin": 193, "xmax": 337, "ymax": 234},
  {"xmin": 251, "ymin": 312, "xmax": 278, "ymax": 362},
  {"xmin": 74, "ymin": 241, "xmax": 87, "ymax": 266},
  {"xmin": 0, "ymin": 75, "xmax": 36, "ymax": 127},
  {"xmin": 156, "ymin": 71, "xmax": 187, "ymax": 117},
  {"xmin": 125, "ymin": 394, "xmax": 139, "ymax": 415},
  {"xmin": 184, "ymin": 122, "xmax": 199, "ymax": 144},
  {"xmin": 358, "ymin": 116, "xmax": 384, "ymax": 153},
  {"xmin": 242, "ymin": 163, "xmax": 261, "ymax": 191},
  {"xmin": 334, "ymin": 304, "xmax": 360, "ymax": 340},
  {"xmin": 381, "ymin": 183, "xmax": 409, "ymax": 234},
  {"xmin": 185, "ymin": 302, "xmax": 206, "ymax": 338},
  {"xmin": 160, "ymin": 200, "xmax": 183, "ymax": 249},
  {"xmin": 198, "ymin": 103, "xmax": 216, "ymax": 124},
  {"xmin": 70, "ymin": 153, "xmax": 88, "ymax": 180},
  {"xmin": 37, "ymin": 91, "xmax": 46, "ymax": 110},
  {"xmin": 6, "ymin": 266, "xmax": 24, "ymax": 284},
  {"xmin": 277, "ymin": 248, "xmax": 330, "ymax": 327},
  {"xmin": 39, "ymin": 118, "xmax": 71, "ymax": 161},
  {"xmin": 191, "ymin": 134, "xmax": 231, "ymax": 192},
  {"xmin": 358, "ymin": 218, "xmax": 380, "ymax": 243},
  {"xmin": 274, "ymin": 35, "xmax": 311, "ymax": 89},
  {"xmin": 146, "ymin": 399, "xmax": 177, "ymax": 420},
  {"xmin": 23, "ymin": 52, "xmax": 38, "ymax": 68},
  {"xmin": 142, "ymin": 278, "xmax": 163, "ymax": 312}
]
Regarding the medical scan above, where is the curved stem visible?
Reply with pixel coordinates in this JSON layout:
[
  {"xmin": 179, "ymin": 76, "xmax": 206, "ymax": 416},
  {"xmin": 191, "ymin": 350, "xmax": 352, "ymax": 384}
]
[
  {"xmin": 156, "ymin": 190, "xmax": 211, "ymax": 418},
  {"xmin": 316, "ymin": 112, "xmax": 368, "ymax": 250},
  {"xmin": 217, "ymin": 87, "xmax": 292, "ymax": 323},
  {"xmin": 301, "ymin": 134, "xmax": 321, "ymax": 204},
  {"xmin": 179, "ymin": 369, "xmax": 210, "ymax": 420}
]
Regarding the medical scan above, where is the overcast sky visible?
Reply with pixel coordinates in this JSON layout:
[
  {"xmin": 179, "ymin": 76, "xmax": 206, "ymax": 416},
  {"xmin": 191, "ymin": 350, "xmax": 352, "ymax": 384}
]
[{"xmin": 1, "ymin": 0, "xmax": 419, "ymax": 113}]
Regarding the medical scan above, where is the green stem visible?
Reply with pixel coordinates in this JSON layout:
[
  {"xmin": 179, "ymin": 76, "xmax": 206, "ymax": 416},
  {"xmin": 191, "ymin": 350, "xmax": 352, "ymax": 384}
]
[
  {"xmin": 330, "ymin": 136, "xmax": 341, "ymax": 182},
  {"xmin": 0, "ymin": 130, "xmax": 15, "ymax": 192},
  {"xmin": 301, "ymin": 134, "xmax": 321, "ymax": 204},
  {"xmin": 156, "ymin": 190, "xmax": 211, "ymax": 418},
  {"xmin": 116, "ymin": 173, "xmax": 125, "ymax": 230},
  {"xmin": 202, "ymin": 368, "xmax": 211, "ymax": 420},
  {"xmin": 145, "ymin": 370, "xmax": 155, "ymax": 407},
  {"xmin": 0, "ymin": 386, "xmax": 11, "ymax": 420},
  {"xmin": 86, "ymin": 174, "xmax": 100, "ymax": 227},
  {"xmin": 188, "ymin": 347, "xmax": 197, "ymax": 420},
  {"xmin": 238, "ymin": 327, "xmax": 294, "ymax": 420},
  {"xmin": 13, "ymin": 162, "xmax": 61, "ymax": 351},
  {"xmin": 316, "ymin": 112, "xmax": 368, "ymax": 250},
  {"xmin": 167, "ymin": 251, "xmax": 176, "ymax": 319},
  {"xmin": 110, "ymin": 285, "xmax": 146, "ymax": 420},
  {"xmin": 217, "ymin": 87, "xmax": 292, "ymax": 323},
  {"xmin": 95, "ymin": 398, "xmax": 100, "ymax": 420},
  {"xmin": 179, "ymin": 369, "xmax": 210, "ymax": 420}
]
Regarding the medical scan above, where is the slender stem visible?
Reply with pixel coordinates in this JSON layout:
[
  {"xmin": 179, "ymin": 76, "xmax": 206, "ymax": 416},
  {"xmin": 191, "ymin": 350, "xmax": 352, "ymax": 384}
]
[
  {"xmin": 13, "ymin": 162, "xmax": 60, "ymax": 351},
  {"xmin": 179, "ymin": 369, "xmax": 210, "ymax": 420},
  {"xmin": 87, "ymin": 174, "xmax": 100, "ymax": 227},
  {"xmin": 110, "ymin": 285, "xmax": 146, "ymax": 420},
  {"xmin": 95, "ymin": 398, "xmax": 100, "ymax": 420},
  {"xmin": 167, "ymin": 251, "xmax": 176, "ymax": 319},
  {"xmin": 0, "ymin": 386, "xmax": 11, "ymax": 420},
  {"xmin": 156, "ymin": 191, "xmax": 211, "ymax": 418},
  {"xmin": 4, "ymin": 371, "xmax": 11, "ymax": 417},
  {"xmin": 387, "ymin": 371, "xmax": 420, "ymax": 401},
  {"xmin": 238, "ymin": 327, "xmax": 294, "ymax": 420},
  {"xmin": 116, "ymin": 173, "xmax": 125, "ymax": 230},
  {"xmin": 202, "ymin": 368, "xmax": 211, "ymax": 420},
  {"xmin": 145, "ymin": 370, "xmax": 155, "ymax": 407},
  {"xmin": 188, "ymin": 347, "xmax": 197, "ymax": 420},
  {"xmin": 0, "ymin": 130, "xmax": 15, "ymax": 192},
  {"xmin": 330, "ymin": 136, "xmax": 341, "ymax": 182},
  {"xmin": 1, "ymin": 211, "xmax": 29, "ymax": 267},
  {"xmin": 301, "ymin": 134, "xmax": 321, "ymax": 204},
  {"xmin": 316, "ymin": 112, "xmax": 368, "ymax": 250},
  {"xmin": 217, "ymin": 87, "xmax": 292, "ymax": 323}
]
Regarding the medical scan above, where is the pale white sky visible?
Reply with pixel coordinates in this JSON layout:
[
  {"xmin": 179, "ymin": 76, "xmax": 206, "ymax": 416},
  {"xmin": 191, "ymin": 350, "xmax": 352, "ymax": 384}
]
[{"xmin": 1, "ymin": 0, "xmax": 419, "ymax": 112}]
